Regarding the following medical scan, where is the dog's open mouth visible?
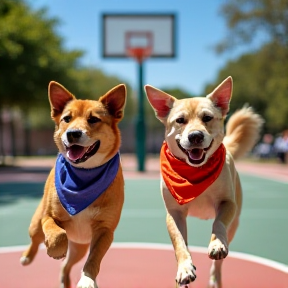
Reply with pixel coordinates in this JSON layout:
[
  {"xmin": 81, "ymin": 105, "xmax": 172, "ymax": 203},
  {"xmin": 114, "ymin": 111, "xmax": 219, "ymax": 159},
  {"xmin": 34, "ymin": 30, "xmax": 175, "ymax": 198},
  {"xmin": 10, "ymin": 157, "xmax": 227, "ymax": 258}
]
[
  {"xmin": 66, "ymin": 140, "xmax": 100, "ymax": 164},
  {"xmin": 177, "ymin": 140, "xmax": 213, "ymax": 165}
]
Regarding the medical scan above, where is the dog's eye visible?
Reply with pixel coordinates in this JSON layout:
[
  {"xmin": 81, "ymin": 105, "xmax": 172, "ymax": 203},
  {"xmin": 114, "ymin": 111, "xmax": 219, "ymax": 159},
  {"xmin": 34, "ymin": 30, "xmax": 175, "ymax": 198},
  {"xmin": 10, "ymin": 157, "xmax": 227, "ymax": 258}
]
[
  {"xmin": 202, "ymin": 115, "xmax": 213, "ymax": 123},
  {"xmin": 176, "ymin": 117, "xmax": 185, "ymax": 124},
  {"xmin": 63, "ymin": 116, "xmax": 71, "ymax": 123},
  {"xmin": 88, "ymin": 116, "xmax": 101, "ymax": 124}
]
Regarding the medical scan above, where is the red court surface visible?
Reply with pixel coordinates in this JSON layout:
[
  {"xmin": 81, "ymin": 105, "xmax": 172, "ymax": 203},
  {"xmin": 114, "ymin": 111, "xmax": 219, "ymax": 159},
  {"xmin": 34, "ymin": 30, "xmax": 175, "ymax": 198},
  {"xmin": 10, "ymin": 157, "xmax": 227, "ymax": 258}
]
[{"xmin": 0, "ymin": 243, "xmax": 287, "ymax": 288}]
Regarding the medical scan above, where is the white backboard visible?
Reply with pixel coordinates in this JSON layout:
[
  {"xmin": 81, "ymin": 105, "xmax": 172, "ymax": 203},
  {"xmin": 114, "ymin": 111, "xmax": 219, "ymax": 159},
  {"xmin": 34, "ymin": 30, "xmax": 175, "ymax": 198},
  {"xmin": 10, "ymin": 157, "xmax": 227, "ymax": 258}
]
[{"xmin": 102, "ymin": 14, "xmax": 176, "ymax": 58}]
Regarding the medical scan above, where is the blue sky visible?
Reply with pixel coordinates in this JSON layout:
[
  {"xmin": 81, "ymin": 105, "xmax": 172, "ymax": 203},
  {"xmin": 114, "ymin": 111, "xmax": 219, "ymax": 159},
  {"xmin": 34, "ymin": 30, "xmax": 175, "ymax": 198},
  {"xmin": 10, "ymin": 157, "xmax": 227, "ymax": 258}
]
[{"xmin": 28, "ymin": 0, "xmax": 248, "ymax": 95}]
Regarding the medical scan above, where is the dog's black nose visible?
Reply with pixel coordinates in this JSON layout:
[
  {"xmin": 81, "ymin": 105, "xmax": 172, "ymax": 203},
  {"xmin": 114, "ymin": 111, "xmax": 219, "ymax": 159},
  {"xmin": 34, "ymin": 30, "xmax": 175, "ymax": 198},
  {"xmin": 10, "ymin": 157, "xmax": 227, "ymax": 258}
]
[
  {"xmin": 188, "ymin": 131, "xmax": 204, "ymax": 144},
  {"xmin": 67, "ymin": 130, "xmax": 82, "ymax": 143}
]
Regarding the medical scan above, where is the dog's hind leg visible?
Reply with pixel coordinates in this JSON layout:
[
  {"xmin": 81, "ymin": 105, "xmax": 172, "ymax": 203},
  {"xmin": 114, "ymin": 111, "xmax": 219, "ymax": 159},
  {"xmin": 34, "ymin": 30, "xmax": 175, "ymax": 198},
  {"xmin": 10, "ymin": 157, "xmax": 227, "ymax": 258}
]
[
  {"xmin": 226, "ymin": 173, "xmax": 242, "ymax": 244},
  {"xmin": 20, "ymin": 199, "xmax": 45, "ymax": 265},
  {"xmin": 60, "ymin": 241, "xmax": 89, "ymax": 288},
  {"xmin": 166, "ymin": 211, "xmax": 197, "ymax": 287},
  {"xmin": 208, "ymin": 259, "xmax": 223, "ymax": 288}
]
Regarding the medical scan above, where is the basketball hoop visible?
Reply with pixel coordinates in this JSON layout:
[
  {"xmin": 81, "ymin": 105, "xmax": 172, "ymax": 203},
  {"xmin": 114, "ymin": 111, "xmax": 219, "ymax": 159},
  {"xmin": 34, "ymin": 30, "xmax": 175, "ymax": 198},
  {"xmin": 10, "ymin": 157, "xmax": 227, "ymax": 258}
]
[
  {"xmin": 102, "ymin": 14, "xmax": 176, "ymax": 171},
  {"xmin": 125, "ymin": 31, "xmax": 153, "ymax": 63},
  {"xmin": 126, "ymin": 47, "xmax": 152, "ymax": 62}
]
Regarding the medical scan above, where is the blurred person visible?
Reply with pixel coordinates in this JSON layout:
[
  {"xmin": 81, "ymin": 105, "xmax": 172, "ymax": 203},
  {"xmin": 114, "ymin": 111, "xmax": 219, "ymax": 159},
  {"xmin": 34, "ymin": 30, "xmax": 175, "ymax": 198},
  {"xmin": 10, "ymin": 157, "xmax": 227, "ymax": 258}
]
[
  {"xmin": 255, "ymin": 133, "xmax": 274, "ymax": 159},
  {"xmin": 273, "ymin": 129, "xmax": 288, "ymax": 164}
]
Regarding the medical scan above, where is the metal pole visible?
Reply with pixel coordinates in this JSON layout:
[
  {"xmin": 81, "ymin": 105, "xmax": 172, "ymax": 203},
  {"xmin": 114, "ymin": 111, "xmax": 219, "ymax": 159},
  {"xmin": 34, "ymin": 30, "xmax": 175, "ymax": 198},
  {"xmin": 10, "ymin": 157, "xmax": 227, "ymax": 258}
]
[{"xmin": 135, "ymin": 60, "xmax": 146, "ymax": 171}]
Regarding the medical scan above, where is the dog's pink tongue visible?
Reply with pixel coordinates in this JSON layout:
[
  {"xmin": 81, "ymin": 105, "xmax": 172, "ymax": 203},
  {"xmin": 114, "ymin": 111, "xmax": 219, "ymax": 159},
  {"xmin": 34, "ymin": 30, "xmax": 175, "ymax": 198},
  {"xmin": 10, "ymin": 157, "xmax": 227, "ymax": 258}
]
[
  {"xmin": 188, "ymin": 148, "xmax": 204, "ymax": 160},
  {"xmin": 67, "ymin": 145, "xmax": 86, "ymax": 161}
]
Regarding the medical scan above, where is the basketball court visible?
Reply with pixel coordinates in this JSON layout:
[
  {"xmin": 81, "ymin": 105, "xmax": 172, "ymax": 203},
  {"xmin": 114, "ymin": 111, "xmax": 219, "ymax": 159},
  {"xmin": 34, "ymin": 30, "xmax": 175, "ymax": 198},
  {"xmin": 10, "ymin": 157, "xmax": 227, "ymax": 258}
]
[
  {"xmin": 1, "ymin": 13, "xmax": 287, "ymax": 288},
  {"xmin": 0, "ymin": 156, "xmax": 287, "ymax": 287}
]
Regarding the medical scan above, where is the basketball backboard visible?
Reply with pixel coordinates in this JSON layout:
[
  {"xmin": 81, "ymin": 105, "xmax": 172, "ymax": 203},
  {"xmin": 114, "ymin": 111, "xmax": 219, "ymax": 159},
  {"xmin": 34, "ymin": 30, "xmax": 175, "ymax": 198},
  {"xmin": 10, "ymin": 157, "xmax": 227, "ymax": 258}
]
[{"xmin": 102, "ymin": 13, "xmax": 176, "ymax": 59}]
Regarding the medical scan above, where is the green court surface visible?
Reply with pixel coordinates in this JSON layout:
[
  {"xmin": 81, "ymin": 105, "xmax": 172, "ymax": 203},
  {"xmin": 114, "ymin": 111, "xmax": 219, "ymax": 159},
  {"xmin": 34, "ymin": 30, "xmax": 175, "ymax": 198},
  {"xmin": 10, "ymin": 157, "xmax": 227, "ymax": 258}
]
[{"xmin": 0, "ymin": 174, "xmax": 287, "ymax": 265}]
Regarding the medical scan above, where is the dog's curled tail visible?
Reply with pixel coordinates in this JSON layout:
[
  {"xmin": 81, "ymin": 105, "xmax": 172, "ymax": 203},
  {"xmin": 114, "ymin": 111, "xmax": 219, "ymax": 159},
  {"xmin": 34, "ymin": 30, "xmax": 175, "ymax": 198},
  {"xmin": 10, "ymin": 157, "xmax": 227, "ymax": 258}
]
[{"xmin": 223, "ymin": 105, "xmax": 264, "ymax": 160}]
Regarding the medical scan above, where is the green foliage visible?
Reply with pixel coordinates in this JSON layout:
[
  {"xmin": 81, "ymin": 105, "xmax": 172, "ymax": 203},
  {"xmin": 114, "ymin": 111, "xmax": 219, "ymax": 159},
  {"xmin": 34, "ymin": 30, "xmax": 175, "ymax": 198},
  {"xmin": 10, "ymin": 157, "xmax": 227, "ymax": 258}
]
[
  {"xmin": 0, "ymin": 0, "xmax": 83, "ymax": 109},
  {"xmin": 216, "ymin": 0, "xmax": 288, "ymax": 52},
  {"xmin": 209, "ymin": 0, "xmax": 288, "ymax": 134},
  {"xmin": 0, "ymin": 0, "xmax": 135, "ymax": 129},
  {"xmin": 206, "ymin": 42, "xmax": 288, "ymax": 133}
]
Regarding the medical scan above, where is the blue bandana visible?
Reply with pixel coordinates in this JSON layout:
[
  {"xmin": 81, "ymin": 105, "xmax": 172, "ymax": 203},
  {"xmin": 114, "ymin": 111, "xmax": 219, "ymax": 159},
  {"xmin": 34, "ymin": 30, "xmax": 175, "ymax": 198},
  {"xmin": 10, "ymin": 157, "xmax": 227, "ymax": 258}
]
[{"xmin": 55, "ymin": 153, "xmax": 120, "ymax": 215}]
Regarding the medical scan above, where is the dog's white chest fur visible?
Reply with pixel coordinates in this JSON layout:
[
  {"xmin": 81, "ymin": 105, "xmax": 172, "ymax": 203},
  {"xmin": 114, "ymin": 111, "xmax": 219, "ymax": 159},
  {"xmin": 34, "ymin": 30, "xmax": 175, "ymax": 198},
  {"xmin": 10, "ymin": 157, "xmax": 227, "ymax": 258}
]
[
  {"xmin": 162, "ymin": 180, "xmax": 227, "ymax": 220},
  {"xmin": 186, "ymin": 190, "xmax": 219, "ymax": 219},
  {"xmin": 64, "ymin": 207, "xmax": 100, "ymax": 244}
]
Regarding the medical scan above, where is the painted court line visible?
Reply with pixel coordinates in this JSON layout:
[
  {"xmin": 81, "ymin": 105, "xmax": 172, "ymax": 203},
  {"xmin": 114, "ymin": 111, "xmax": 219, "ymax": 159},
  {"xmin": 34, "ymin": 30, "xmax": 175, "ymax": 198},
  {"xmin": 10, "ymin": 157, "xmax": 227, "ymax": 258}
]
[
  {"xmin": 1, "ymin": 242, "xmax": 287, "ymax": 274},
  {"xmin": 112, "ymin": 243, "xmax": 288, "ymax": 274}
]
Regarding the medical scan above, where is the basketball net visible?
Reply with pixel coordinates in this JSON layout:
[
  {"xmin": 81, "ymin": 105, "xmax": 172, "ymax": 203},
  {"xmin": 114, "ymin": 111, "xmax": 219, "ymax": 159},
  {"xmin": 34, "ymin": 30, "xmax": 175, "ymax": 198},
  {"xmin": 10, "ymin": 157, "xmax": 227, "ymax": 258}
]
[
  {"xmin": 125, "ymin": 31, "xmax": 153, "ymax": 63},
  {"xmin": 126, "ymin": 47, "xmax": 152, "ymax": 63}
]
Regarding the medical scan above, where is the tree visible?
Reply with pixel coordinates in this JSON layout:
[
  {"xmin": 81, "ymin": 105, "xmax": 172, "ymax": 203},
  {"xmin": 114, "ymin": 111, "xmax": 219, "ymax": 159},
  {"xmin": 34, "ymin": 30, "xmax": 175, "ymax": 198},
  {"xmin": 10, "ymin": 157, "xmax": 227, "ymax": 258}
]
[
  {"xmin": 206, "ymin": 42, "xmax": 288, "ymax": 133},
  {"xmin": 216, "ymin": 0, "xmax": 288, "ymax": 52},
  {"xmin": 0, "ymin": 0, "xmax": 83, "ymax": 159},
  {"xmin": 208, "ymin": 0, "xmax": 288, "ymax": 134},
  {"xmin": 0, "ymin": 0, "xmax": 136, "ymax": 159},
  {"xmin": 0, "ymin": 0, "xmax": 83, "ymax": 109}
]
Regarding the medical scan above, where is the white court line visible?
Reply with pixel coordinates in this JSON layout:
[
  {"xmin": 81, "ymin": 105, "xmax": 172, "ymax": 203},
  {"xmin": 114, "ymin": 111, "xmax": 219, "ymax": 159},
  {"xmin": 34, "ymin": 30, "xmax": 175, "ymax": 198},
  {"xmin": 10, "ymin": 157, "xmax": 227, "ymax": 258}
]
[{"xmin": 1, "ymin": 242, "xmax": 287, "ymax": 274}]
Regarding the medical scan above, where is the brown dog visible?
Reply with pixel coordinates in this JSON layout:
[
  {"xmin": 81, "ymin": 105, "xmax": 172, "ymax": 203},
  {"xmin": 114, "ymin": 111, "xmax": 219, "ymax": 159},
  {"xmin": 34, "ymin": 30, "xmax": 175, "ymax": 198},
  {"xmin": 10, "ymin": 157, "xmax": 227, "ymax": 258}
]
[
  {"xmin": 20, "ymin": 82, "xmax": 126, "ymax": 288},
  {"xmin": 145, "ymin": 76, "xmax": 263, "ymax": 288}
]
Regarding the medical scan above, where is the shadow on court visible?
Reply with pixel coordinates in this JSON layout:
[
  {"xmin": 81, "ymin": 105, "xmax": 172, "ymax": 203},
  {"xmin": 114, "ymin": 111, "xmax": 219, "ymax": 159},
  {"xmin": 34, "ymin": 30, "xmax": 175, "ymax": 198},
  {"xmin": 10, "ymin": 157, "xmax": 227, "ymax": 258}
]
[
  {"xmin": 0, "ymin": 182, "xmax": 44, "ymax": 205},
  {"xmin": 0, "ymin": 163, "xmax": 50, "ymax": 205}
]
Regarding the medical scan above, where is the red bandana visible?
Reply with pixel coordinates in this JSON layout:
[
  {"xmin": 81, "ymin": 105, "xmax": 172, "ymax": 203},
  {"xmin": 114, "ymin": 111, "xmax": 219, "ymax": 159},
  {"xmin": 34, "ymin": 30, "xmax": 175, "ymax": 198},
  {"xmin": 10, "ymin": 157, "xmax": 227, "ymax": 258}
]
[{"xmin": 160, "ymin": 142, "xmax": 226, "ymax": 205}]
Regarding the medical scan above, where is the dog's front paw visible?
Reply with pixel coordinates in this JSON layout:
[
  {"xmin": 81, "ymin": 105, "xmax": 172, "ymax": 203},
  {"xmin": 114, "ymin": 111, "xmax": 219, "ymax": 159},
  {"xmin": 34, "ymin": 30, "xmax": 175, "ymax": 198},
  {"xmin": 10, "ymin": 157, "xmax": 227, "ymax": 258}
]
[
  {"xmin": 20, "ymin": 256, "xmax": 31, "ymax": 266},
  {"xmin": 208, "ymin": 238, "xmax": 228, "ymax": 260},
  {"xmin": 45, "ymin": 230, "xmax": 68, "ymax": 259},
  {"xmin": 77, "ymin": 273, "xmax": 97, "ymax": 288},
  {"xmin": 176, "ymin": 259, "xmax": 196, "ymax": 287}
]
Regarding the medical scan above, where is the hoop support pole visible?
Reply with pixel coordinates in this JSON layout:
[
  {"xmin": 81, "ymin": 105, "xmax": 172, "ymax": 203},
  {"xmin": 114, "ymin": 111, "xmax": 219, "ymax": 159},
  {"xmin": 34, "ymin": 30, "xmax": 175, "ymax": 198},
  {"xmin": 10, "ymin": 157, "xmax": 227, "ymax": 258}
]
[{"xmin": 135, "ymin": 60, "xmax": 146, "ymax": 171}]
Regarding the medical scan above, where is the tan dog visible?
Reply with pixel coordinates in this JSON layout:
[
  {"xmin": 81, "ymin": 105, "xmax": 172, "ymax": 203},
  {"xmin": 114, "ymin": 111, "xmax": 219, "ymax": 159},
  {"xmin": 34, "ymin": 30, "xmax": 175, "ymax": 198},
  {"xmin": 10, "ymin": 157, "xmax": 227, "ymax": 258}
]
[
  {"xmin": 20, "ymin": 82, "xmax": 126, "ymax": 288},
  {"xmin": 145, "ymin": 76, "xmax": 263, "ymax": 288}
]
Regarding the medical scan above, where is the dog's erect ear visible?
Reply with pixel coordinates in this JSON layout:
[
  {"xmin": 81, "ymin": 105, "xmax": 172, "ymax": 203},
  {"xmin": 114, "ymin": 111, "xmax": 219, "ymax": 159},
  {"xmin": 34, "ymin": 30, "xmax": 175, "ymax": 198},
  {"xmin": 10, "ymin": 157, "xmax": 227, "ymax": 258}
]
[
  {"xmin": 99, "ymin": 84, "xmax": 126, "ymax": 121},
  {"xmin": 48, "ymin": 81, "xmax": 75, "ymax": 119},
  {"xmin": 207, "ymin": 76, "xmax": 233, "ymax": 116},
  {"xmin": 144, "ymin": 85, "xmax": 176, "ymax": 123}
]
